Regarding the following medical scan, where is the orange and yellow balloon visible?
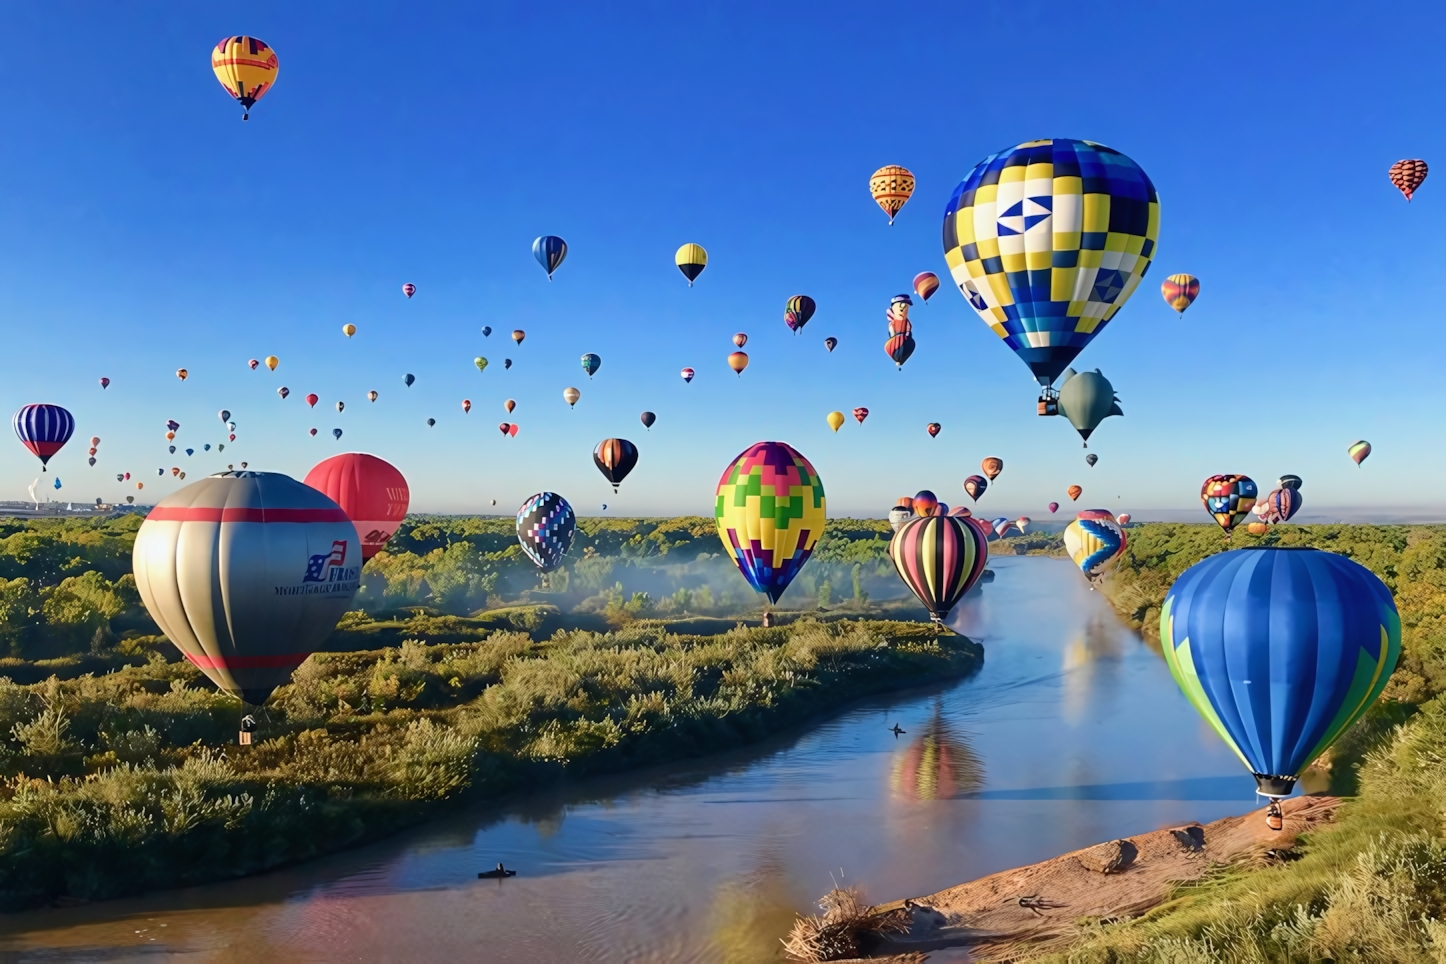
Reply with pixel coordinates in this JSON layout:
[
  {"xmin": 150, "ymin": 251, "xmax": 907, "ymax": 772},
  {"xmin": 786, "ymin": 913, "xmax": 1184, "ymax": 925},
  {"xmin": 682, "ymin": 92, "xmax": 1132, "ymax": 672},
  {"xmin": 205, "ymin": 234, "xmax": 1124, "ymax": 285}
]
[
  {"xmin": 211, "ymin": 36, "xmax": 279, "ymax": 121},
  {"xmin": 1160, "ymin": 274, "xmax": 1200, "ymax": 314},
  {"xmin": 870, "ymin": 165, "xmax": 915, "ymax": 224}
]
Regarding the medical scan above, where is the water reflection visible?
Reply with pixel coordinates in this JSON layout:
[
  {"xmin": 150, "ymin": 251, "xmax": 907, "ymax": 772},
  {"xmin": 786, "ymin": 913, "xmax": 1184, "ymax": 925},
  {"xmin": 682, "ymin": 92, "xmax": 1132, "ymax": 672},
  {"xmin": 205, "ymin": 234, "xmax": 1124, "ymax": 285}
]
[
  {"xmin": 1061, "ymin": 613, "xmax": 1126, "ymax": 724},
  {"xmin": 889, "ymin": 703, "xmax": 985, "ymax": 801}
]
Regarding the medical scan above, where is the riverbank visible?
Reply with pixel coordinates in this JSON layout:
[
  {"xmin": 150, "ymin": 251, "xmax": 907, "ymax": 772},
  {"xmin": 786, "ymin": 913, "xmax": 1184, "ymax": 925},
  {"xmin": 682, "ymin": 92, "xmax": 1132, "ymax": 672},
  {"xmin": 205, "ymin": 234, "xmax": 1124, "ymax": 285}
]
[{"xmin": 0, "ymin": 618, "xmax": 982, "ymax": 910}]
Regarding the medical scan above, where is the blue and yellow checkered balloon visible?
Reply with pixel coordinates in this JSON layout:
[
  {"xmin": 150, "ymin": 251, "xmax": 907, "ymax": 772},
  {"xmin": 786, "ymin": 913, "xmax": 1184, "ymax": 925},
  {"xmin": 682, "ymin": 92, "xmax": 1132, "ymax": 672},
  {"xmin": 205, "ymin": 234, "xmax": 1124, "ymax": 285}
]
[{"xmin": 942, "ymin": 139, "xmax": 1159, "ymax": 387}]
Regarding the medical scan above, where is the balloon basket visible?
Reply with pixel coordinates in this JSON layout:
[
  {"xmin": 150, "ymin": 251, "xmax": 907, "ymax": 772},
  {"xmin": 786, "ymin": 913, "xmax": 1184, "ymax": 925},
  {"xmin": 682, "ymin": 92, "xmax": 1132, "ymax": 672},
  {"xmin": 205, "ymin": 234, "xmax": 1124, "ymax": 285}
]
[{"xmin": 238, "ymin": 731, "xmax": 253, "ymax": 746}]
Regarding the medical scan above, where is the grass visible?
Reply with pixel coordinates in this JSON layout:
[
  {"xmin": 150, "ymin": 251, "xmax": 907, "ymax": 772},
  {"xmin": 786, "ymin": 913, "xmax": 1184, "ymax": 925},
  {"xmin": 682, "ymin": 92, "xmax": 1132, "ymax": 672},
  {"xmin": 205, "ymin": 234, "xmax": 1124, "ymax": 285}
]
[{"xmin": 0, "ymin": 618, "xmax": 982, "ymax": 909}]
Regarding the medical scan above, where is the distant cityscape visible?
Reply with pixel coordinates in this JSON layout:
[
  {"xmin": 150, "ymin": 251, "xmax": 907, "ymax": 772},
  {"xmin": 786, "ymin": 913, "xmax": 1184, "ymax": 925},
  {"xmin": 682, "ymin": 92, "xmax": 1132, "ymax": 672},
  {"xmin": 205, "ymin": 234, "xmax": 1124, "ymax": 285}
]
[{"xmin": 0, "ymin": 500, "xmax": 149, "ymax": 518}]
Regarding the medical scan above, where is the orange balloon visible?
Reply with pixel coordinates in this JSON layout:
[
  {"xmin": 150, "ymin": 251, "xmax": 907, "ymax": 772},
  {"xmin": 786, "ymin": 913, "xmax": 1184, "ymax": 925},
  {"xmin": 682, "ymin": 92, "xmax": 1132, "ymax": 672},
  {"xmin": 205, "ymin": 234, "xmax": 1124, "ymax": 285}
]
[
  {"xmin": 1067, "ymin": 485, "xmax": 1082, "ymax": 501},
  {"xmin": 176, "ymin": 368, "xmax": 189, "ymax": 381},
  {"xmin": 504, "ymin": 399, "xmax": 516, "ymax": 414},
  {"xmin": 728, "ymin": 351, "xmax": 749, "ymax": 375}
]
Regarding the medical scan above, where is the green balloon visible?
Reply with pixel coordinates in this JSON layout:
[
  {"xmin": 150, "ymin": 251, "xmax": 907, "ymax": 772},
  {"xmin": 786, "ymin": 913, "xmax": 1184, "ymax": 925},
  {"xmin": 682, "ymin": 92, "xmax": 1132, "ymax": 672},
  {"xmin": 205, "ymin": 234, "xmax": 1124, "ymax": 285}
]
[
  {"xmin": 474, "ymin": 357, "xmax": 488, "ymax": 373},
  {"xmin": 1055, "ymin": 368, "xmax": 1123, "ymax": 444}
]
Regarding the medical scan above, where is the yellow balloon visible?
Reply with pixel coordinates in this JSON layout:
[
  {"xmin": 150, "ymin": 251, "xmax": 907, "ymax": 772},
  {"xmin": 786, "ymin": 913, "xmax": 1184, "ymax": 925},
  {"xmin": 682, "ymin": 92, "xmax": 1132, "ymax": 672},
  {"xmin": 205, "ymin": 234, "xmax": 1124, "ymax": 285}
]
[
  {"xmin": 674, "ymin": 243, "xmax": 707, "ymax": 286},
  {"xmin": 211, "ymin": 37, "xmax": 279, "ymax": 120},
  {"xmin": 563, "ymin": 387, "xmax": 581, "ymax": 408},
  {"xmin": 265, "ymin": 355, "xmax": 279, "ymax": 371},
  {"xmin": 342, "ymin": 324, "xmax": 356, "ymax": 338},
  {"xmin": 826, "ymin": 411, "xmax": 845, "ymax": 432}
]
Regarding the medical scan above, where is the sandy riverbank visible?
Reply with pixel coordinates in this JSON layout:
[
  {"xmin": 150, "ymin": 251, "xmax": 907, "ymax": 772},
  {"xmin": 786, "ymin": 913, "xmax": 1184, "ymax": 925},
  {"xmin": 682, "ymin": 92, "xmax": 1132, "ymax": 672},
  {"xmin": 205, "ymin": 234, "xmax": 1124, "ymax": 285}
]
[{"xmin": 783, "ymin": 794, "xmax": 1340, "ymax": 962}]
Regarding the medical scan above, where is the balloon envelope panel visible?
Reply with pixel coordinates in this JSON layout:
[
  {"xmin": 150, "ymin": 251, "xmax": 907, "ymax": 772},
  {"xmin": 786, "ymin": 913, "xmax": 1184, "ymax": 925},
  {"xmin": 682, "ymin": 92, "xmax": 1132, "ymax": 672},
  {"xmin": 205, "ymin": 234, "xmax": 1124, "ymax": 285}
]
[
  {"xmin": 714, "ymin": 441, "xmax": 825, "ymax": 604},
  {"xmin": 1161, "ymin": 547, "xmax": 1400, "ymax": 793},
  {"xmin": 132, "ymin": 472, "xmax": 361, "ymax": 705}
]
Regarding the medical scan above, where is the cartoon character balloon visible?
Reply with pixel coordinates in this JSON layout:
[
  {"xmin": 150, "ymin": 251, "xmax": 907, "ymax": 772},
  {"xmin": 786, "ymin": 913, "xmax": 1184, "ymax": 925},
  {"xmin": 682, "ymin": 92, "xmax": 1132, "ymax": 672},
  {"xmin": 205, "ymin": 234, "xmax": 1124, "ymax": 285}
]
[
  {"xmin": 714, "ymin": 441, "xmax": 825, "ymax": 604},
  {"xmin": 943, "ymin": 139, "xmax": 1159, "ymax": 387}
]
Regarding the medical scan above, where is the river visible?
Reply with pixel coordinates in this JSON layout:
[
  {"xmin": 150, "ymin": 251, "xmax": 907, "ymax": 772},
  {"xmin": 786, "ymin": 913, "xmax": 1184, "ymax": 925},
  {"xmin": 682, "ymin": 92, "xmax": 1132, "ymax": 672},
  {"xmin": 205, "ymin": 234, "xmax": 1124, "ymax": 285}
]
[{"xmin": 0, "ymin": 556, "xmax": 1252, "ymax": 962}]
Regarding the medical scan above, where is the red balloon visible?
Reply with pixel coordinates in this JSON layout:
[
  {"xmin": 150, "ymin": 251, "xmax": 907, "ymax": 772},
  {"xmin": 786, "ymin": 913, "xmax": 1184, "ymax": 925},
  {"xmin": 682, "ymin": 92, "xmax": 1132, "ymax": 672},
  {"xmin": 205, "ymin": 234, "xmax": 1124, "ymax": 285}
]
[
  {"xmin": 853, "ymin": 407, "xmax": 869, "ymax": 424},
  {"xmin": 499, "ymin": 422, "xmax": 511, "ymax": 435},
  {"xmin": 306, "ymin": 393, "xmax": 319, "ymax": 408},
  {"xmin": 926, "ymin": 422, "xmax": 941, "ymax": 437},
  {"xmin": 508, "ymin": 423, "xmax": 519, "ymax": 437},
  {"xmin": 304, "ymin": 453, "xmax": 411, "ymax": 562}
]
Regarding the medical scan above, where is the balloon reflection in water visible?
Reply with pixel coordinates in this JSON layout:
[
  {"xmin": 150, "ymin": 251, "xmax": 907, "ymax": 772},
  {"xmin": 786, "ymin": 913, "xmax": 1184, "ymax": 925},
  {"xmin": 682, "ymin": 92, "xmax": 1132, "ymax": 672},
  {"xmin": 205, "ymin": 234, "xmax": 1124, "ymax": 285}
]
[
  {"xmin": 889, "ymin": 706, "xmax": 984, "ymax": 801},
  {"xmin": 1061, "ymin": 615, "xmax": 1125, "ymax": 724}
]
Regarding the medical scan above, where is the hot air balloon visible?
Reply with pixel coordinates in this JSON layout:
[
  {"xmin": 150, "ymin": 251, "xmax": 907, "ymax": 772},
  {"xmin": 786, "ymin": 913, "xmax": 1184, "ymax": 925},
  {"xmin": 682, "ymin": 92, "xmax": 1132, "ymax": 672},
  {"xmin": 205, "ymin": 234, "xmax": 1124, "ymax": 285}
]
[
  {"xmin": 504, "ymin": 359, "xmax": 512, "ymax": 369},
  {"xmin": 581, "ymin": 353, "xmax": 601, "ymax": 378},
  {"xmin": 1201, "ymin": 474, "xmax": 1258, "ymax": 533},
  {"xmin": 204, "ymin": 444, "xmax": 211, "ymax": 452},
  {"xmin": 1064, "ymin": 512, "xmax": 1127, "ymax": 581},
  {"xmin": 512, "ymin": 330, "xmax": 525, "ymax": 345},
  {"xmin": 265, "ymin": 356, "xmax": 279, "ymax": 371},
  {"xmin": 404, "ymin": 374, "xmax": 415, "ymax": 387},
  {"xmin": 504, "ymin": 399, "xmax": 516, "ymax": 414},
  {"xmin": 517, "ymin": 492, "xmax": 576, "ymax": 571},
  {"xmin": 728, "ymin": 351, "xmax": 749, "ymax": 375},
  {"xmin": 890, "ymin": 514, "xmax": 989, "ymax": 622},
  {"xmin": 185, "ymin": 448, "xmax": 194, "ymax": 456},
  {"xmin": 308, "ymin": 429, "xmax": 317, "ymax": 437},
  {"xmin": 462, "ymin": 399, "xmax": 471, "ymax": 414},
  {"xmin": 1048, "ymin": 502, "xmax": 1059, "ymax": 513},
  {"xmin": 962, "ymin": 476, "xmax": 987, "ymax": 502},
  {"xmin": 675, "ymin": 243, "xmax": 707, "ymax": 285},
  {"xmin": 870, "ymin": 165, "xmax": 915, "ymax": 224},
  {"xmin": 1389, "ymin": 159, "xmax": 1428, "ymax": 201},
  {"xmin": 474, "ymin": 357, "xmax": 488, "ymax": 373},
  {"xmin": 426, "ymin": 418, "xmax": 435, "ymax": 427},
  {"xmin": 1117, "ymin": 513, "xmax": 1131, "ymax": 525},
  {"xmin": 853, "ymin": 407, "xmax": 869, "ymax": 424},
  {"xmin": 499, "ymin": 423, "xmax": 511, "ymax": 435},
  {"xmin": 133, "ymin": 471, "xmax": 358, "ymax": 705},
  {"xmin": 1349, "ymin": 441, "xmax": 1371, "ymax": 465},
  {"xmin": 1055, "ymin": 368, "xmax": 1123, "ymax": 446},
  {"xmin": 733, "ymin": 332, "xmax": 748, "ymax": 348},
  {"xmin": 563, "ymin": 387, "xmax": 581, "ymax": 408},
  {"xmin": 336, "ymin": 401, "xmax": 345, "ymax": 413},
  {"xmin": 715, "ymin": 441, "xmax": 826, "ymax": 605},
  {"xmin": 784, "ymin": 295, "xmax": 816, "ymax": 334},
  {"xmin": 401, "ymin": 283, "xmax": 415, "ymax": 299},
  {"xmin": 169, "ymin": 445, "xmax": 177, "ymax": 454},
  {"xmin": 342, "ymin": 324, "xmax": 356, "ymax": 338},
  {"xmin": 277, "ymin": 387, "xmax": 290, "ymax": 399},
  {"xmin": 166, "ymin": 420, "xmax": 179, "ymax": 432},
  {"xmin": 886, "ymin": 294, "xmax": 913, "ymax": 335},
  {"xmin": 217, "ymin": 410, "xmax": 230, "ymax": 423},
  {"xmin": 367, "ymin": 390, "xmax": 378, "ymax": 402},
  {"xmin": 1067, "ymin": 485, "xmax": 1083, "ymax": 501},
  {"xmin": 913, "ymin": 272, "xmax": 940, "ymax": 302},
  {"xmin": 165, "ymin": 432, "xmax": 176, "ymax": 442},
  {"xmin": 53, "ymin": 477, "xmax": 62, "ymax": 490},
  {"xmin": 885, "ymin": 334, "xmax": 915, "ymax": 369},
  {"xmin": 826, "ymin": 411, "xmax": 844, "ymax": 432},
  {"xmin": 1162, "ymin": 547, "xmax": 1400, "ymax": 821},
  {"xmin": 304, "ymin": 454, "xmax": 409, "ymax": 562},
  {"xmin": 1246, "ymin": 521, "xmax": 1270, "ymax": 536},
  {"xmin": 508, "ymin": 424, "xmax": 518, "ymax": 437},
  {"xmin": 912, "ymin": 490, "xmax": 939, "ymax": 516},
  {"xmin": 248, "ymin": 360, "xmax": 259, "ymax": 371},
  {"xmin": 1161, "ymin": 274, "xmax": 1200, "ymax": 314},
  {"xmin": 926, "ymin": 423, "xmax": 941, "ymax": 438},
  {"xmin": 176, "ymin": 369, "xmax": 188, "ymax": 381},
  {"xmin": 943, "ymin": 139, "xmax": 1158, "ymax": 389},
  {"xmin": 980, "ymin": 457, "xmax": 1003, "ymax": 482},
  {"xmin": 126, "ymin": 496, "xmax": 134, "ymax": 503},
  {"xmin": 13, "ymin": 404, "xmax": 73, "ymax": 470},
  {"xmin": 99, "ymin": 377, "xmax": 110, "ymax": 389},
  {"xmin": 824, "ymin": 337, "xmax": 837, "ymax": 352},
  {"xmin": 1016, "ymin": 516, "xmax": 1031, "ymax": 532},
  {"xmin": 87, "ymin": 458, "xmax": 95, "ymax": 466},
  {"xmin": 993, "ymin": 518, "xmax": 1013, "ymax": 538},
  {"xmin": 89, "ymin": 436, "xmax": 100, "ymax": 447},
  {"xmin": 1086, "ymin": 453, "xmax": 1098, "ymax": 468},
  {"xmin": 593, "ymin": 438, "xmax": 639, "ymax": 492},
  {"xmin": 306, "ymin": 394, "xmax": 318, "ymax": 408},
  {"xmin": 482, "ymin": 326, "xmax": 492, "ymax": 337},
  {"xmin": 888, "ymin": 505, "xmax": 913, "ymax": 532},
  {"xmin": 211, "ymin": 36, "xmax": 278, "ymax": 121},
  {"xmin": 1268, "ymin": 486, "xmax": 1302, "ymax": 523},
  {"xmin": 1279, "ymin": 474, "xmax": 1303, "ymax": 491},
  {"xmin": 681, "ymin": 368, "xmax": 695, "ymax": 383},
  {"xmin": 330, "ymin": 429, "xmax": 342, "ymax": 440},
  {"xmin": 533, "ymin": 236, "xmax": 568, "ymax": 279}
]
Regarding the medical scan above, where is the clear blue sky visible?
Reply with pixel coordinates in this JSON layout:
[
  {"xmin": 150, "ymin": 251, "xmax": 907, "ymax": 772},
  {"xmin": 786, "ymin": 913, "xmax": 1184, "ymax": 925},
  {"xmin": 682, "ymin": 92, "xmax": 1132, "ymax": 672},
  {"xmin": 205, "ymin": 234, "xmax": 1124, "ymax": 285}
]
[{"xmin": 1, "ymin": 3, "xmax": 1439, "ymax": 519}]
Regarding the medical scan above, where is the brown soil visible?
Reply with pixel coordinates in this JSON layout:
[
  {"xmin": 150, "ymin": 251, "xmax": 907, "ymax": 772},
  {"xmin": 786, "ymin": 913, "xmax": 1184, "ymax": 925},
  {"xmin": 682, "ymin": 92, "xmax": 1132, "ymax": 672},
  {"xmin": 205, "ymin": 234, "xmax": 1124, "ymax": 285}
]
[{"xmin": 785, "ymin": 794, "xmax": 1340, "ymax": 962}]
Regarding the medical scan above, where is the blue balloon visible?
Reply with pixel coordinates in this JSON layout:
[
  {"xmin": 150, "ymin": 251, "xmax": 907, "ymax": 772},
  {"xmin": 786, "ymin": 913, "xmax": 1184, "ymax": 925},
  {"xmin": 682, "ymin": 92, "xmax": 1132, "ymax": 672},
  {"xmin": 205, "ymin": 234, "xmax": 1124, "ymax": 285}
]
[
  {"xmin": 516, "ymin": 491, "xmax": 576, "ymax": 573},
  {"xmin": 532, "ymin": 235, "xmax": 568, "ymax": 279},
  {"xmin": 1162, "ymin": 547, "xmax": 1400, "ymax": 799},
  {"xmin": 12, "ymin": 403, "xmax": 74, "ymax": 468},
  {"xmin": 581, "ymin": 352, "xmax": 601, "ymax": 378},
  {"xmin": 404, "ymin": 373, "xmax": 415, "ymax": 387},
  {"xmin": 53, "ymin": 477, "xmax": 61, "ymax": 490}
]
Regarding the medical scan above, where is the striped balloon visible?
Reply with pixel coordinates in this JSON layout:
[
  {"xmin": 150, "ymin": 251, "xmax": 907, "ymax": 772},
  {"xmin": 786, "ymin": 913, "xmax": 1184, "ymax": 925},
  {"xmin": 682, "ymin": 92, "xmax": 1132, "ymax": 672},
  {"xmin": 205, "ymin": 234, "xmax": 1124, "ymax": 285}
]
[
  {"xmin": 889, "ymin": 514, "xmax": 989, "ymax": 622},
  {"xmin": 13, "ymin": 404, "xmax": 75, "ymax": 468},
  {"xmin": 592, "ymin": 438, "xmax": 638, "ymax": 492},
  {"xmin": 532, "ymin": 235, "xmax": 568, "ymax": 279},
  {"xmin": 1160, "ymin": 273, "xmax": 1200, "ymax": 313},
  {"xmin": 1063, "ymin": 513, "xmax": 1127, "ymax": 580},
  {"xmin": 1268, "ymin": 486, "xmax": 1302, "ymax": 523}
]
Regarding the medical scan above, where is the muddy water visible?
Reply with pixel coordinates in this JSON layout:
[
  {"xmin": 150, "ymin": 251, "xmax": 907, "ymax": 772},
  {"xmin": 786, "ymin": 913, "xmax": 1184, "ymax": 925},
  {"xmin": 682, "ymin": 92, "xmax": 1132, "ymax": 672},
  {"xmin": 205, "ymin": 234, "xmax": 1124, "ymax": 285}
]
[{"xmin": 0, "ymin": 557, "xmax": 1251, "ymax": 962}]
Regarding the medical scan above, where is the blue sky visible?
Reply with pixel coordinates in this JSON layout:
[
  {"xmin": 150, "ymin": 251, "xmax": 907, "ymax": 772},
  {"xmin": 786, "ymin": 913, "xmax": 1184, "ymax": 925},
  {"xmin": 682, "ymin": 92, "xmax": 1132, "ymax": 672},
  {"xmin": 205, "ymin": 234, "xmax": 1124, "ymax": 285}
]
[{"xmin": 0, "ymin": 3, "xmax": 1439, "ymax": 519}]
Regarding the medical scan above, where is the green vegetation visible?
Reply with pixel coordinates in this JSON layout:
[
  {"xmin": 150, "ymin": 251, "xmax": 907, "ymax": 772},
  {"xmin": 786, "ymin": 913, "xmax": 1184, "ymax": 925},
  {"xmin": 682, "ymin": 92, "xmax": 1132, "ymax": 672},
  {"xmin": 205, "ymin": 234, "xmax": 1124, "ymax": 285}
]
[
  {"xmin": 1037, "ymin": 523, "xmax": 1446, "ymax": 963},
  {"xmin": 0, "ymin": 513, "xmax": 980, "ymax": 909}
]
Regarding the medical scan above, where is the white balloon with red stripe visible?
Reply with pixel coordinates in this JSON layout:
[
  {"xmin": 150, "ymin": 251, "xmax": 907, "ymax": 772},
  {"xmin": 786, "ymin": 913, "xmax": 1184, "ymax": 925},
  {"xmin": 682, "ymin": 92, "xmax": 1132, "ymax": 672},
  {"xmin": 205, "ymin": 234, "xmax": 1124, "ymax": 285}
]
[{"xmin": 132, "ymin": 470, "xmax": 361, "ymax": 705}]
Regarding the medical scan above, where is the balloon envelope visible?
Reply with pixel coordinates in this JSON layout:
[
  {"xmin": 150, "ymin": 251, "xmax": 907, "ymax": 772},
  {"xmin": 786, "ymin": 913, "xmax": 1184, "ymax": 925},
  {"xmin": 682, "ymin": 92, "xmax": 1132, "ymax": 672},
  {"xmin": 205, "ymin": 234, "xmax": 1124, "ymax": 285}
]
[
  {"xmin": 890, "ymin": 515, "xmax": 989, "ymax": 621},
  {"xmin": 1067, "ymin": 485, "xmax": 1082, "ymax": 501},
  {"xmin": 785, "ymin": 295, "xmax": 816, "ymax": 333},
  {"xmin": 963, "ymin": 476, "xmax": 987, "ymax": 502},
  {"xmin": 132, "ymin": 471, "xmax": 360, "ymax": 705},
  {"xmin": 211, "ymin": 36, "xmax": 278, "ymax": 118},
  {"xmin": 1161, "ymin": 274, "xmax": 1200, "ymax": 313},
  {"xmin": 1064, "ymin": 513, "xmax": 1127, "ymax": 579},
  {"xmin": 728, "ymin": 351, "xmax": 749, "ymax": 375},
  {"xmin": 681, "ymin": 368, "xmax": 695, "ymax": 383},
  {"xmin": 870, "ymin": 165, "xmax": 915, "ymax": 223},
  {"xmin": 564, "ymin": 387, "xmax": 581, "ymax": 407},
  {"xmin": 517, "ymin": 492, "xmax": 576, "ymax": 572},
  {"xmin": 1201, "ymin": 474, "xmax": 1258, "ymax": 533},
  {"xmin": 1389, "ymin": 159, "xmax": 1428, "ymax": 201},
  {"xmin": 943, "ymin": 139, "xmax": 1158, "ymax": 386},
  {"xmin": 1349, "ymin": 441, "xmax": 1371, "ymax": 465},
  {"xmin": 1056, "ymin": 368, "xmax": 1123, "ymax": 443},
  {"xmin": 715, "ymin": 441, "xmax": 825, "ymax": 604},
  {"xmin": 1162, "ymin": 547, "xmax": 1400, "ymax": 796},
  {"xmin": 533, "ymin": 236, "xmax": 568, "ymax": 278},
  {"xmin": 912, "ymin": 272, "xmax": 940, "ymax": 302},
  {"xmin": 888, "ymin": 506, "xmax": 913, "ymax": 532},
  {"xmin": 674, "ymin": 243, "xmax": 707, "ymax": 284},
  {"xmin": 826, "ymin": 411, "xmax": 844, "ymax": 432},
  {"xmin": 593, "ymin": 438, "xmax": 639, "ymax": 491},
  {"xmin": 824, "ymin": 337, "xmax": 837, "ymax": 352},
  {"xmin": 265, "ymin": 356, "xmax": 279, "ymax": 371},
  {"xmin": 12, "ymin": 404, "xmax": 74, "ymax": 467},
  {"xmin": 980, "ymin": 457, "xmax": 1003, "ymax": 481},
  {"xmin": 640, "ymin": 411, "xmax": 656, "ymax": 429},
  {"xmin": 581, "ymin": 353, "xmax": 601, "ymax": 377}
]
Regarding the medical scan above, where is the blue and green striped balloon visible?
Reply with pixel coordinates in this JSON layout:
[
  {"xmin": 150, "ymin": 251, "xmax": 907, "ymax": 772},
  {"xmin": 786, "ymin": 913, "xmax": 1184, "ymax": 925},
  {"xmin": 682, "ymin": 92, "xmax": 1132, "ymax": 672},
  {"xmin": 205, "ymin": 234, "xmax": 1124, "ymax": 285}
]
[{"xmin": 1161, "ymin": 547, "xmax": 1400, "ymax": 798}]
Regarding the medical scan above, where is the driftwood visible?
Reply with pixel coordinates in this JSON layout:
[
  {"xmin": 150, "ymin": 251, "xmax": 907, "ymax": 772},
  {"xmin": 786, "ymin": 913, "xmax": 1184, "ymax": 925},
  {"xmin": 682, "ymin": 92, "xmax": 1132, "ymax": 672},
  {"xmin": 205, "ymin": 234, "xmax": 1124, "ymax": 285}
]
[{"xmin": 784, "ymin": 795, "xmax": 1340, "ymax": 961}]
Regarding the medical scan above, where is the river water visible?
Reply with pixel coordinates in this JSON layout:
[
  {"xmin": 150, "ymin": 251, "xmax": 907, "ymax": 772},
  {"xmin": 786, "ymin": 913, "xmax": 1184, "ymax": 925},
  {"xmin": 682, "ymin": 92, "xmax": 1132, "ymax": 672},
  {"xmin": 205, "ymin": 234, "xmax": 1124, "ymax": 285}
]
[{"xmin": 0, "ymin": 556, "xmax": 1252, "ymax": 962}]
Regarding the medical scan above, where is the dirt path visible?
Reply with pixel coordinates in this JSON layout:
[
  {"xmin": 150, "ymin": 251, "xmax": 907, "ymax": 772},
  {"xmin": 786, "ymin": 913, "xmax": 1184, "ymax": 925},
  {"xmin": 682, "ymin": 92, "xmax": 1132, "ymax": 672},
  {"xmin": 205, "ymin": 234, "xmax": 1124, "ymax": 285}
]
[{"xmin": 786, "ymin": 794, "xmax": 1340, "ymax": 962}]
